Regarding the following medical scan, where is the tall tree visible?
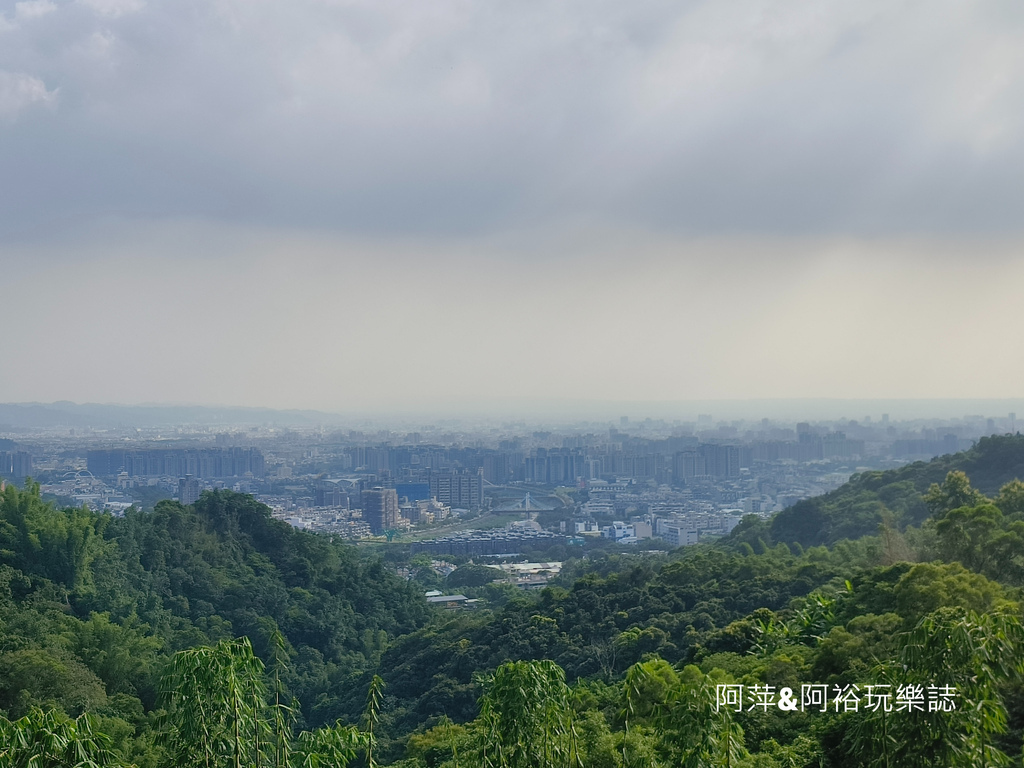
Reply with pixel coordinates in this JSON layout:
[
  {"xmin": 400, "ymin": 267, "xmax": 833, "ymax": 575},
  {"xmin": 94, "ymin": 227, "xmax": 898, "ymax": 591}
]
[
  {"xmin": 924, "ymin": 471, "xmax": 985, "ymax": 518},
  {"xmin": 476, "ymin": 660, "xmax": 581, "ymax": 768},
  {"xmin": 159, "ymin": 638, "xmax": 267, "ymax": 768},
  {"xmin": 362, "ymin": 675, "xmax": 386, "ymax": 768}
]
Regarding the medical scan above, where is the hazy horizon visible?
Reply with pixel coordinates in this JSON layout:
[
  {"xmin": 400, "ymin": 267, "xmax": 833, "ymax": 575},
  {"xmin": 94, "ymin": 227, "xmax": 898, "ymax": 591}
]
[{"xmin": 4, "ymin": 397, "xmax": 1024, "ymax": 428}]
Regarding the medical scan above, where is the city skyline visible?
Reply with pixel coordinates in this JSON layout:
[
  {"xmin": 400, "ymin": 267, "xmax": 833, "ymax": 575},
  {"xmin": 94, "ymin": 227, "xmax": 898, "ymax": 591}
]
[{"xmin": 7, "ymin": 399, "xmax": 1019, "ymax": 547}]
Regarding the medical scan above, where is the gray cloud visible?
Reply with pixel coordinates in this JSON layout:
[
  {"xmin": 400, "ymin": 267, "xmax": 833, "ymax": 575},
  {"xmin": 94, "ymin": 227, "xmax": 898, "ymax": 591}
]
[
  {"xmin": 4, "ymin": 1, "xmax": 1024, "ymax": 411},
  {"xmin": 2, "ymin": 0, "xmax": 1024, "ymax": 237}
]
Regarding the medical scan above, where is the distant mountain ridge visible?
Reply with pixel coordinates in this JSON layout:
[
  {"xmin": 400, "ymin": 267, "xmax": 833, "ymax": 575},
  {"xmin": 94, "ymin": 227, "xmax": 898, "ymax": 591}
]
[{"xmin": 0, "ymin": 401, "xmax": 342, "ymax": 429}]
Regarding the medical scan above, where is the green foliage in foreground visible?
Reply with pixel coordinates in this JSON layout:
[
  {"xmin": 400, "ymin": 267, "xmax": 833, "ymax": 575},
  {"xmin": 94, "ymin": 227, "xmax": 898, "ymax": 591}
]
[
  {"xmin": 0, "ymin": 707, "xmax": 115, "ymax": 768},
  {"xmin": 7, "ymin": 605, "xmax": 1022, "ymax": 767}
]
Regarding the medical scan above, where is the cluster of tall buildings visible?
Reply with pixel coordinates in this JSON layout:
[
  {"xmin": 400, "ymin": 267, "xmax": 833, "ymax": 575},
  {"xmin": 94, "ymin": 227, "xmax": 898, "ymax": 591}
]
[
  {"xmin": 362, "ymin": 471, "xmax": 484, "ymax": 509},
  {"xmin": 749, "ymin": 430, "xmax": 867, "ymax": 463},
  {"xmin": 331, "ymin": 431, "xmax": 865, "ymax": 490},
  {"xmin": 672, "ymin": 444, "xmax": 741, "ymax": 481},
  {"xmin": 520, "ymin": 444, "xmax": 744, "ymax": 484},
  {"xmin": 87, "ymin": 447, "xmax": 265, "ymax": 479},
  {"xmin": 0, "ymin": 451, "xmax": 32, "ymax": 479}
]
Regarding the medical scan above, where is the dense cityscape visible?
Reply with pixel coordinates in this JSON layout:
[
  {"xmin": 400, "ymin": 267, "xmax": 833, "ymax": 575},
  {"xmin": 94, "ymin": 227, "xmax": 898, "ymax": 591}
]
[{"xmin": 4, "ymin": 404, "xmax": 1018, "ymax": 554}]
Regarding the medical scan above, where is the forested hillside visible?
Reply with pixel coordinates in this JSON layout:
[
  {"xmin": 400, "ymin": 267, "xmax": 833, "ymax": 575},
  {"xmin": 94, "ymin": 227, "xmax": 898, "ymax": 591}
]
[
  {"xmin": 766, "ymin": 434, "xmax": 1024, "ymax": 546},
  {"xmin": 5, "ymin": 435, "xmax": 1024, "ymax": 767},
  {"xmin": 0, "ymin": 486, "xmax": 430, "ymax": 764}
]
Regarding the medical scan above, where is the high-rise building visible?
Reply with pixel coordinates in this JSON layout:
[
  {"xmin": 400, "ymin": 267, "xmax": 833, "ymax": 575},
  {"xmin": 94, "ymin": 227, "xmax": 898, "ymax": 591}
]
[
  {"xmin": 178, "ymin": 475, "xmax": 201, "ymax": 506},
  {"xmin": 672, "ymin": 450, "xmax": 705, "ymax": 483},
  {"xmin": 429, "ymin": 470, "xmax": 484, "ymax": 509},
  {"xmin": 482, "ymin": 453, "xmax": 510, "ymax": 484},
  {"xmin": 362, "ymin": 487, "xmax": 399, "ymax": 535},
  {"xmin": 11, "ymin": 452, "xmax": 32, "ymax": 479},
  {"xmin": 0, "ymin": 452, "xmax": 32, "ymax": 479},
  {"xmin": 702, "ymin": 445, "xmax": 740, "ymax": 478}
]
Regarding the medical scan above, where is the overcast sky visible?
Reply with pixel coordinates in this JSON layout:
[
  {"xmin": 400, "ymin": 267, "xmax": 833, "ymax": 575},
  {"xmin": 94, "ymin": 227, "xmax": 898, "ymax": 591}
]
[{"xmin": 2, "ymin": 0, "xmax": 1024, "ymax": 414}]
